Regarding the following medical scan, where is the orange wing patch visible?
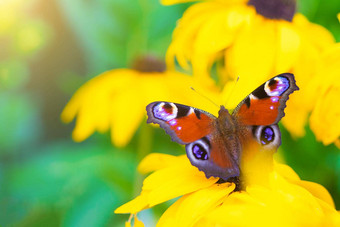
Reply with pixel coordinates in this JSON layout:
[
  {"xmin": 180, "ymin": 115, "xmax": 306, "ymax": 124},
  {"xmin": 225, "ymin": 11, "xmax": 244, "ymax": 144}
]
[
  {"xmin": 237, "ymin": 97, "xmax": 281, "ymax": 125},
  {"xmin": 170, "ymin": 112, "xmax": 213, "ymax": 143}
]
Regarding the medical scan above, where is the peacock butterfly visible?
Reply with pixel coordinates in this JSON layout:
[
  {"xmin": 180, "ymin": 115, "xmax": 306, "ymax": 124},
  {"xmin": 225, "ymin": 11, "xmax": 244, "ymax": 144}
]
[{"xmin": 146, "ymin": 73, "xmax": 298, "ymax": 181}]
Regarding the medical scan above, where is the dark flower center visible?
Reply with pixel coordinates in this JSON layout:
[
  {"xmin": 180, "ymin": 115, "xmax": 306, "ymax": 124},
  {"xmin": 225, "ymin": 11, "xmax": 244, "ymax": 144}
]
[
  {"xmin": 248, "ymin": 0, "xmax": 296, "ymax": 22},
  {"xmin": 132, "ymin": 55, "xmax": 166, "ymax": 73}
]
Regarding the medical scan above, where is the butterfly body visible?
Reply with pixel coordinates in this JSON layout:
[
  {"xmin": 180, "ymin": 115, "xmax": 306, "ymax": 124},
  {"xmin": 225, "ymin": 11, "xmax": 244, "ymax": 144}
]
[{"xmin": 146, "ymin": 73, "xmax": 298, "ymax": 181}]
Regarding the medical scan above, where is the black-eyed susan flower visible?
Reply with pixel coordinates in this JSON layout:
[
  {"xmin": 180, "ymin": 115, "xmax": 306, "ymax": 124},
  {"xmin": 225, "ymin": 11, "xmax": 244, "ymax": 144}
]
[
  {"xmin": 310, "ymin": 44, "xmax": 340, "ymax": 148},
  {"xmin": 61, "ymin": 56, "xmax": 220, "ymax": 147},
  {"xmin": 115, "ymin": 149, "xmax": 340, "ymax": 226},
  {"xmin": 164, "ymin": 0, "xmax": 336, "ymax": 138}
]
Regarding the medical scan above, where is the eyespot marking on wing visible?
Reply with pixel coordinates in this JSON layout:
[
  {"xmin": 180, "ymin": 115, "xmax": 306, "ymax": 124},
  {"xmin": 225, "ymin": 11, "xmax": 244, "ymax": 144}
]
[
  {"xmin": 152, "ymin": 102, "xmax": 178, "ymax": 121},
  {"xmin": 252, "ymin": 125, "xmax": 281, "ymax": 150},
  {"xmin": 264, "ymin": 76, "xmax": 290, "ymax": 96}
]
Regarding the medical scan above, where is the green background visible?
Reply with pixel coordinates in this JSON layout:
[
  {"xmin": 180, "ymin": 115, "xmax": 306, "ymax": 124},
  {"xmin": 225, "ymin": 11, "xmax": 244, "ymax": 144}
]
[{"xmin": 0, "ymin": 0, "xmax": 339, "ymax": 226}]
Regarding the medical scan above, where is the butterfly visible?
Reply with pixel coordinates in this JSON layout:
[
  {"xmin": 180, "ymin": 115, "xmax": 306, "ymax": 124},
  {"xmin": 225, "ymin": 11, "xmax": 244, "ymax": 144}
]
[{"xmin": 146, "ymin": 73, "xmax": 298, "ymax": 181}]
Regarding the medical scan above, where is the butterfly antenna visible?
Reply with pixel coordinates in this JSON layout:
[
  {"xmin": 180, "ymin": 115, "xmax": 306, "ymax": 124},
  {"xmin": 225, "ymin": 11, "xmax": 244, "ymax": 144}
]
[
  {"xmin": 190, "ymin": 87, "xmax": 219, "ymax": 108},
  {"xmin": 224, "ymin": 76, "xmax": 240, "ymax": 107}
]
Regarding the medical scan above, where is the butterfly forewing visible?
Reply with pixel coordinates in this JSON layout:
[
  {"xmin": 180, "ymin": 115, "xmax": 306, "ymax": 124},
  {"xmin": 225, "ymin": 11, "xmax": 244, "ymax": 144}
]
[
  {"xmin": 146, "ymin": 102, "xmax": 216, "ymax": 144},
  {"xmin": 232, "ymin": 73, "xmax": 299, "ymax": 126}
]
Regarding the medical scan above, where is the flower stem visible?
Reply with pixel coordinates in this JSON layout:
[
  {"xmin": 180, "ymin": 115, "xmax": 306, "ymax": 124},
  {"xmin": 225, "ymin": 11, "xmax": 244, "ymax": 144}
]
[{"xmin": 134, "ymin": 121, "xmax": 153, "ymax": 196}]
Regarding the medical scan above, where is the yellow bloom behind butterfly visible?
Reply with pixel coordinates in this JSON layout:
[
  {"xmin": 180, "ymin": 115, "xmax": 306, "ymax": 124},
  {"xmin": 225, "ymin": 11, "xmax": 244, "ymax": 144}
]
[
  {"xmin": 115, "ymin": 148, "xmax": 340, "ymax": 226},
  {"xmin": 163, "ymin": 0, "xmax": 335, "ymax": 138},
  {"xmin": 61, "ymin": 57, "xmax": 220, "ymax": 147},
  {"xmin": 310, "ymin": 44, "xmax": 340, "ymax": 148}
]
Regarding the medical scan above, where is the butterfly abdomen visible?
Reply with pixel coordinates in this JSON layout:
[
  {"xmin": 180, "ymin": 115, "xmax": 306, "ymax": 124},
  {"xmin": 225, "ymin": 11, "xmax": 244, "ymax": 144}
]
[{"xmin": 215, "ymin": 107, "xmax": 243, "ymax": 165}]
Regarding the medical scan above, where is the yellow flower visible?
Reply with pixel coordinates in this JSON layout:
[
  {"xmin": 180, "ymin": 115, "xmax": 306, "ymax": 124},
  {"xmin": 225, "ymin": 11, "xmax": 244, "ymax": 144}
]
[
  {"xmin": 115, "ymin": 150, "xmax": 340, "ymax": 226},
  {"xmin": 164, "ymin": 0, "xmax": 335, "ymax": 138},
  {"xmin": 61, "ymin": 57, "xmax": 220, "ymax": 147},
  {"xmin": 125, "ymin": 214, "xmax": 145, "ymax": 227},
  {"xmin": 310, "ymin": 44, "xmax": 340, "ymax": 148}
]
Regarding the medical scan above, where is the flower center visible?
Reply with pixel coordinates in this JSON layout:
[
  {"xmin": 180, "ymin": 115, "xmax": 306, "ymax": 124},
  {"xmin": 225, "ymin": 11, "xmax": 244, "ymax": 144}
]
[
  {"xmin": 247, "ymin": 0, "xmax": 296, "ymax": 22},
  {"xmin": 132, "ymin": 56, "xmax": 166, "ymax": 73}
]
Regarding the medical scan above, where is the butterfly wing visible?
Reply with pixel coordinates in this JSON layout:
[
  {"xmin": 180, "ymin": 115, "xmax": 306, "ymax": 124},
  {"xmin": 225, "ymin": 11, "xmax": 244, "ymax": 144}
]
[
  {"xmin": 232, "ymin": 73, "xmax": 299, "ymax": 126},
  {"xmin": 146, "ymin": 102, "xmax": 216, "ymax": 144},
  {"xmin": 232, "ymin": 73, "xmax": 298, "ymax": 150},
  {"xmin": 146, "ymin": 102, "xmax": 239, "ymax": 180}
]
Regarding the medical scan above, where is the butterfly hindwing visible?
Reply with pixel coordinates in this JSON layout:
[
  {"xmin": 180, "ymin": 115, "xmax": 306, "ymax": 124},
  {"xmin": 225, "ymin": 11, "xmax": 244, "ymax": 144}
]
[
  {"xmin": 185, "ymin": 130, "xmax": 240, "ymax": 180},
  {"xmin": 232, "ymin": 73, "xmax": 299, "ymax": 126}
]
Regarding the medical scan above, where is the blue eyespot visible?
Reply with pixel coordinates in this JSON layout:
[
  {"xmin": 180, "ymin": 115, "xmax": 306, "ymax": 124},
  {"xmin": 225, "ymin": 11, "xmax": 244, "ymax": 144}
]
[
  {"xmin": 192, "ymin": 144, "xmax": 208, "ymax": 160},
  {"xmin": 260, "ymin": 126, "xmax": 275, "ymax": 145}
]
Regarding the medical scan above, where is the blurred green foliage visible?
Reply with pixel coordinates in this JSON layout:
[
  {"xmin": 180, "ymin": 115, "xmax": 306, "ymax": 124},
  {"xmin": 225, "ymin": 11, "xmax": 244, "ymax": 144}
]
[
  {"xmin": 0, "ymin": 0, "xmax": 339, "ymax": 226},
  {"xmin": 58, "ymin": 0, "xmax": 188, "ymax": 74},
  {"xmin": 1, "ymin": 141, "xmax": 137, "ymax": 226},
  {"xmin": 298, "ymin": 0, "xmax": 340, "ymax": 41}
]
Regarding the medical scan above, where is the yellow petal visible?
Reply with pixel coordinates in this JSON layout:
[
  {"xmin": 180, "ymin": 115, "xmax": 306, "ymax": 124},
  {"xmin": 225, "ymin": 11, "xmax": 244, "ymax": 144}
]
[
  {"xmin": 138, "ymin": 153, "xmax": 187, "ymax": 174},
  {"xmin": 61, "ymin": 69, "xmax": 138, "ymax": 145},
  {"xmin": 155, "ymin": 195, "xmax": 182, "ymax": 227},
  {"xmin": 310, "ymin": 78, "xmax": 340, "ymax": 145},
  {"xmin": 116, "ymin": 154, "xmax": 219, "ymax": 214},
  {"xmin": 275, "ymin": 21, "xmax": 301, "ymax": 73},
  {"xmin": 115, "ymin": 192, "xmax": 149, "ymax": 214},
  {"xmin": 61, "ymin": 95, "xmax": 80, "ymax": 124},
  {"xmin": 295, "ymin": 180, "xmax": 335, "ymax": 208},
  {"xmin": 193, "ymin": 9, "xmax": 236, "ymax": 55},
  {"xmin": 142, "ymin": 158, "xmax": 219, "ymax": 206},
  {"xmin": 274, "ymin": 162, "xmax": 300, "ymax": 181},
  {"xmin": 225, "ymin": 17, "xmax": 276, "ymax": 81},
  {"xmin": 293, "ymin": 13, "xmax": 335, "ymax": 51},
  {"xmin": 281, "ymin": 103, "xmax": 309, "ymax": 138},
  {"xmin": 162, "ymin": 0, "xmax": 247, "ymax": 6},
  {"xmin": 161, "ymin": 0, "xmax": 199, "ymax": 5},
  {"xmin": 283, "ymin": 39, "xmax": 321, "ymax": 137},
  {"xmin": 133, "ymin": 215, "xmax": 145, "ymax": 227},
  {"xmin": 192, "ymin": 5, "xmax": 251, "ymax": 79},
  {"xmin": 71, "ymin": 108, "xmax": 96, "ymax": 142},
  {"xmin": 167, "ymin": 2, "xmax": 223, "ymax": 70},
  {"xmin": 124, "ymin": 215, "xmax": 145, "ymax": 227},
  {"xmin": 309, "ymin": 47, "xmax": 340, "ymax": 146},
  {"xmin": 158, "ymin": 183, "xmax": 235, "ymax": 227},
  {"xmin": 110, "ymin": 83, "xmax": 145, "ymax": 147},
  {"xmin": 204, "ymin": 178, "xmax": 327, "ymax": 226}
]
